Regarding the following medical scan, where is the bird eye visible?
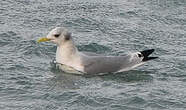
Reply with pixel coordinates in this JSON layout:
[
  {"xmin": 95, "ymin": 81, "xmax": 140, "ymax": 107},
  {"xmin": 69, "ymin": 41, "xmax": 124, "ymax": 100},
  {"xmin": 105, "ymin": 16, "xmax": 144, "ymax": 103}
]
[{"xmin": 54, "ymin": 34, "xmax": 60, "ymax": 38}]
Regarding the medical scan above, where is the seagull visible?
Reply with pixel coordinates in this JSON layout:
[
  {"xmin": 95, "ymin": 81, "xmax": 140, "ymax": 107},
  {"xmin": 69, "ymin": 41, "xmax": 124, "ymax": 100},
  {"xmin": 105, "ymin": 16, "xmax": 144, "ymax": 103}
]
[{"xmin": 38, "ymin": 27, "xmax": 158, "ymax": 75}]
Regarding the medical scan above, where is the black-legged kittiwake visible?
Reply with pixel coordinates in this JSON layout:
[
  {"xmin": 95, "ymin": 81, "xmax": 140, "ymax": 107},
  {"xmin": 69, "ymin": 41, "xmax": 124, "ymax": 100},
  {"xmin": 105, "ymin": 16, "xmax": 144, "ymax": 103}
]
[{"xmin": 37, "ymin": 27, "xmax": 158, "ymax": 75}]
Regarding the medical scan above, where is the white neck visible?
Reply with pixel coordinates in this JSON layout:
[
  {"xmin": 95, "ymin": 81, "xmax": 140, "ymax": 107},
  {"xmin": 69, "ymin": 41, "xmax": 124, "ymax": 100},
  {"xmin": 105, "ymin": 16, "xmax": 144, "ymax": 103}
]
[
  {"xmin": 56, "ymin": 40, "xmax": 79, "ymax": 65},
  {"xmin": 56, "ymin": 40, "xmax": 84, "ymax": 72}
]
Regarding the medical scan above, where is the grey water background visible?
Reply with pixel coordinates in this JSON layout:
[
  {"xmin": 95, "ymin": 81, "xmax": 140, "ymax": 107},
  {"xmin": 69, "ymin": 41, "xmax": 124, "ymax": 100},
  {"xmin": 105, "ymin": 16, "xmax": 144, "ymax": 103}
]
[{"xmin": 0, "ymin": 0, "xmax": 186, "ymax": 110}]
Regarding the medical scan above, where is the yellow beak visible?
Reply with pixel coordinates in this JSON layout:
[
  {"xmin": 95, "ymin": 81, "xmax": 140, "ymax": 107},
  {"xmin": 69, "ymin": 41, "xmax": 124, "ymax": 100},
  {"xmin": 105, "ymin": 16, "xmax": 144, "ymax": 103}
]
[{"xmin": 37, "ymin": 37, "xmax": 51, "ymax": 43}]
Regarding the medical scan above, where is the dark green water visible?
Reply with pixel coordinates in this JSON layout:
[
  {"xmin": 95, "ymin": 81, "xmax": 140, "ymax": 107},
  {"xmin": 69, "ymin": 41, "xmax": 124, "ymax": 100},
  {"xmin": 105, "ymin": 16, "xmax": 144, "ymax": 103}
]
[{"xmin": 0, "ymin": 0, "xmax": 186, "ymax": 110}]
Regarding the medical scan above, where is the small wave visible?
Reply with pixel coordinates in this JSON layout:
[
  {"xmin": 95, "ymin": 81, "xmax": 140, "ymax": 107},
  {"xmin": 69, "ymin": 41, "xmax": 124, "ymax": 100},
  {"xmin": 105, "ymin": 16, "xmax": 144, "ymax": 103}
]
[
  {"xmin": 78, "ymin": 43, "xmax": 111, "ymax": 54},
  {"xmin": 0, "ymin": 31, "xmax": 18, "ymax": 46}
]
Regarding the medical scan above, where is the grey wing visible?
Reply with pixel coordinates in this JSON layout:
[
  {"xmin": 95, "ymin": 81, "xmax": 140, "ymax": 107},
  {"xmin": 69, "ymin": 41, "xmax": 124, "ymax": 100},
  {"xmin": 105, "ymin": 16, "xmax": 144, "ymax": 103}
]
[
  {"xmin": 116, "ymin": 52, "xmax": 144, "ymax": 72},
  {"xmin": 81, "ymin": 52, "xmax": 144, "ymax": 74}
]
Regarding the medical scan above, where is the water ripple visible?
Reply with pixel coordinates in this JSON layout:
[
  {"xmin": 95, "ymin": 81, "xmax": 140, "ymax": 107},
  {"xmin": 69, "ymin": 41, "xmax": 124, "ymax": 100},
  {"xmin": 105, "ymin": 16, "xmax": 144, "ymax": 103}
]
[{"xmin": 0, "ymin": 0, "xmax": 186, "ymax": 109}]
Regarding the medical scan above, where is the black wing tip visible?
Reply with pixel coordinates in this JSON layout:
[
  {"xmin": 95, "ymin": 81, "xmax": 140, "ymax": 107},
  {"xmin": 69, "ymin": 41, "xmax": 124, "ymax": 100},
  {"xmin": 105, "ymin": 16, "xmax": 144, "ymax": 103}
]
[
  {"xmin": 140, "ymin": 49, "xmax": 155, "ymax": 57},
  {"xmin": 140, "ymin": 49, "xmax": 158, "ymax": 62},
  {"xmin": 142, "ymin": 56, "xmax": 158, "ymax": 62}
]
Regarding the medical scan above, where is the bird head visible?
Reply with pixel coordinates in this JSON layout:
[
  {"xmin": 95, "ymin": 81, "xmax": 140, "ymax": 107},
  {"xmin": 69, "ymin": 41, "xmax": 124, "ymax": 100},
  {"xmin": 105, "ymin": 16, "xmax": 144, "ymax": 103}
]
[{"xmin": 37, "ymin": 27, "xmax": 72, "ymax": 46}]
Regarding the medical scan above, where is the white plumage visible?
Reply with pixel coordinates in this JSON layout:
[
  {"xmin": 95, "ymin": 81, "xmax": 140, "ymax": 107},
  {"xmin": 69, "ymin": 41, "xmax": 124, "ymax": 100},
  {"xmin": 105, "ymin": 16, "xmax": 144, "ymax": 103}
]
[{"xmin": 38, "ymin": 27, "xmax": 158, "ymax": 74}]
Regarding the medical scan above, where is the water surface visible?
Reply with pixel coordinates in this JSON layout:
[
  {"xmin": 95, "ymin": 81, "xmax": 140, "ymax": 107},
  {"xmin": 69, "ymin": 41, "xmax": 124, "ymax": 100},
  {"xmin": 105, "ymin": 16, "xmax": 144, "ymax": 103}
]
[{"xmin": 0, "ymin": 0, "xmax": 186, "ymax": 110}]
